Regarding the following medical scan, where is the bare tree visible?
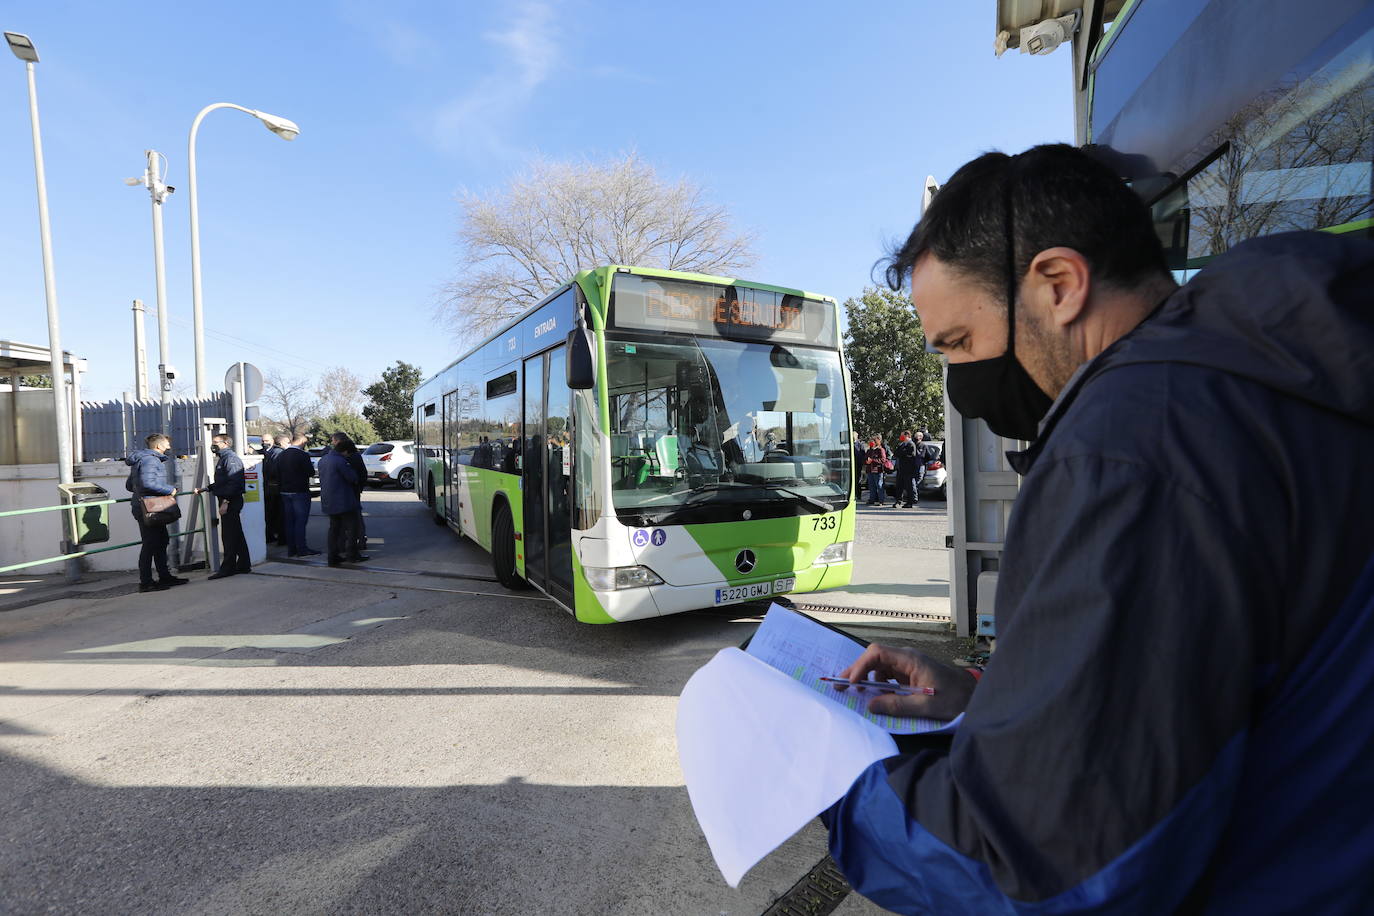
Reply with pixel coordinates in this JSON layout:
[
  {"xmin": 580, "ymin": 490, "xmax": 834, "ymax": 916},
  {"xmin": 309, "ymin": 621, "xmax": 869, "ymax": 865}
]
[
  {"xmin": 260, "ymin": 369, "xmax": 319, "ymax": 438},
  {"xmin": 315, "ymin": 366, "xmax": 365, "ymax": 418},
  {"xmin": 440, "ymin": 152, "xmax": 757, "ymax": 339}
]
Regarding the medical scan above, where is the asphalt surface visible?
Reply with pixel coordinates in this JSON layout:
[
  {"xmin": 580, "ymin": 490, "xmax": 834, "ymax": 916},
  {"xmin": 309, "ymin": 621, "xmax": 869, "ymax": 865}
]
[{"xmin": 0, "ymin": 488, "xmax": 957, "ymax": 915}]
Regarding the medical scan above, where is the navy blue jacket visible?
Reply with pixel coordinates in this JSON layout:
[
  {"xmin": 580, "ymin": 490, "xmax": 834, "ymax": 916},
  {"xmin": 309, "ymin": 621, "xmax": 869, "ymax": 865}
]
[
  {"xmin": 262, "ymin": 445, "xmax": 283, "ymax": 490},
  {"xmin": 124, "ymin": 448, "xmax": 174, "ymax": 515},
  {"xmin": 317, "ymin": 451, "xmax": 358, "ymax": 515},
  {"xmin": 207, "ymin": 447, "xmax": 245, "ymax": 498},
  {"xmin": 276, "ymin": 447, "xmax": 314, "ymax": 494},
  {"xmin": 824, "ymin": 232, "xmax": 1374, "ymax": 913}
]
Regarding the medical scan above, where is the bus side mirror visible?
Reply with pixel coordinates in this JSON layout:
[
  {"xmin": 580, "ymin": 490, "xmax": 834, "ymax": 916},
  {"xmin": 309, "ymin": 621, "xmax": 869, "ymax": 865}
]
[{"xmin": 566, "ymin": 327, "xmax": 596, "ymax": 390}]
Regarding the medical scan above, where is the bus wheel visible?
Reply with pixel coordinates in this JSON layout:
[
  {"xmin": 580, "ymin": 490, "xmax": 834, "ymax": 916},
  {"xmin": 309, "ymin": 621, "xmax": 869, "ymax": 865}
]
[
  {"xmin": 492, "ymin": 502, "xmax": 527, "ymax": 590},
  {"xmin": 429, "ymin": 475, "xmax": 445, "ymax": 526}
]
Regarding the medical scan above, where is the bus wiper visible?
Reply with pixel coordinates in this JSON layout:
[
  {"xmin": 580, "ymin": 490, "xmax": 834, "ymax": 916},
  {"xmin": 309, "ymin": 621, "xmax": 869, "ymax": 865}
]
[{"xmin": 758, "ymin": 483, "xmax": 832, "ymax": 514}]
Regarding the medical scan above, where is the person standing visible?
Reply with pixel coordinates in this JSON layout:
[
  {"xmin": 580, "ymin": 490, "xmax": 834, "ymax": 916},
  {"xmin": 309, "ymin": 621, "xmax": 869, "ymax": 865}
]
[
  {"xmin": 198, "ymin": 434, "xmax": 250, "ymax": 579},
  {"xmin": 317, "ymin": 435, "xmax": 359, "ymax": 568},
  {"xmin": 853, "ymin": 437, "xmax": 867, "ymax": 501},
  {"xmin": 262, "ymin": 434, "xmax": 284, "ymax": 545},
  {"xmin": 892, "ymin": 431, "xmax": 919, "ymax": 508},
  {"xmin": 863, "ymin": 439, "xmax": 889, "ymax": 506},
  {"xmin": 124, "ymin": 433, "xmax": 189, "ymax": 593},
  {"xmin": 336, "ymin": 433, "xmax": 370, "ymax": 562},
  {"xmin": 277, "ymin": 434, "xmax": 319, "ymax": 558}
]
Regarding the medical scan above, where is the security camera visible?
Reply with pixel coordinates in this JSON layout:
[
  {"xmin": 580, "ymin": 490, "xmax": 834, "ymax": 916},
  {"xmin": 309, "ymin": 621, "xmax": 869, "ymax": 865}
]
[
  {"xmin": 1019, "ymin": 11, "xmax": 1078, "ymax": 56},
  {"xmin": 163, "ymin": 365, "xmax": 178, "ymax": 380},
  {"xmin": 165, "ymin": 185, "xmax": 175, "ymax": 194}
]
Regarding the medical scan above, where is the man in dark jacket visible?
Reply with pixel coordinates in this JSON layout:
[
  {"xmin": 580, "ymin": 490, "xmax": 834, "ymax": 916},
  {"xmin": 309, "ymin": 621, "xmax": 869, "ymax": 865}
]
[
  {"xmin": 316, "ymin": 436, "xmax": 359, "ymax": 567},
  {"xmin": 821, "ymin": 145, "xmax": 1374, "ymax": 913},
  {"xmin": 124, "ymin": 433, "xmax": 189, "ymax": 593},
  {"xmin": 262, "ymin": 435, "xmax": 284, "ymax": 545},
  {"xmin": 890, "ymin": 431, "xmax": 919, "ymax": 508},
  {"xmin": 276, "ymin": 435, "xmax": 318, "ymax": 557},
  {"xmin": 197, "ymin": 434, "xmax": 250, "ymax": 579}
]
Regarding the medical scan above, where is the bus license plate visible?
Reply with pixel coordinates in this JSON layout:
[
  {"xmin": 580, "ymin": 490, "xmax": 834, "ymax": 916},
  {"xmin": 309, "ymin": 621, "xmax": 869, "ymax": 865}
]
[{"xmin": 714, "ymin": 577, "xmax": 796, "ymax": 605}]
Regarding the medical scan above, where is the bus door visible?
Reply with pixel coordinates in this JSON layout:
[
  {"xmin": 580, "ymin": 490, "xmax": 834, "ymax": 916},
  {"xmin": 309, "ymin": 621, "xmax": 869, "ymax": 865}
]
[{"xmin": 523, "ymin": 346, "xmax": 574, "ymax": 604}]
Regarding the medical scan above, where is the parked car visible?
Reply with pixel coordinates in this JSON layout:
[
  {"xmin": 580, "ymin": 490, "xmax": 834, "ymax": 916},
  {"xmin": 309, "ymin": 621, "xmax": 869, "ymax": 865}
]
[
  {"xmin": 362, "ymin": 440, "xmax": 416, "ymax": 489},
  {"xmin": 884, "ymin": 440, "xmax": 947, "ymax": 500}
]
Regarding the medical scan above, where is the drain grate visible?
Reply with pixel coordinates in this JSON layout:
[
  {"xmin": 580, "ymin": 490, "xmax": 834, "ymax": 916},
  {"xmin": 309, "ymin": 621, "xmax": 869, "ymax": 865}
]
[
  {"xmin": 791, "ymin": 601, "xmax": 951, "ymax": 623},
  {"xmin": 761, "ymin": 855, "xmax": 852, "ymax": 915}
]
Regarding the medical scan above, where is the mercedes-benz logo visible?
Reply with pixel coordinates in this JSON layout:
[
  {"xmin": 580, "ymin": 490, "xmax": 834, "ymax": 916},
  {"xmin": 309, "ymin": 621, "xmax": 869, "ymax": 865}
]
[{"xmin": 735, "ymin": 549, "xmax": 757, "ymax": 574}]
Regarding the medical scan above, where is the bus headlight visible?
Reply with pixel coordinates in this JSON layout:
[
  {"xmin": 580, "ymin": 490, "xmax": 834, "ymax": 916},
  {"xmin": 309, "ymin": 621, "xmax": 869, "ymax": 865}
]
[
  {"xmin": 583, "ymin": 565, "xmax": 665, "ymax": 590},
  {"xmin": 812, "ymin": 541, "xmax": 852, "ymax": 566}
]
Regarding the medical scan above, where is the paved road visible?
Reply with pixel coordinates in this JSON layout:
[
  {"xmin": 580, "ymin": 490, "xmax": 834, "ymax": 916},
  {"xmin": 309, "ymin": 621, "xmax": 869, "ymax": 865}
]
[{"xmin": 0, "ymin": 488, "xmax": 957, "ymax": 915}]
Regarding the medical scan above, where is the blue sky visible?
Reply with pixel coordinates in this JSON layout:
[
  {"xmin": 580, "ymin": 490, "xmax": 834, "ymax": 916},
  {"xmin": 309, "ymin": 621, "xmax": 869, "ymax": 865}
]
[{"xmin": 0, "ymin": 1, "xmax": 1072, "ymax": 403}]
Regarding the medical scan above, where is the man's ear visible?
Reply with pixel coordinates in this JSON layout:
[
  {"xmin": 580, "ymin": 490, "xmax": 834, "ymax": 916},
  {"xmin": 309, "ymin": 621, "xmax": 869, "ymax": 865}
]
[{"xmin": 1025, "ymin": 247, "xmax": 1091, "ymax": 328}]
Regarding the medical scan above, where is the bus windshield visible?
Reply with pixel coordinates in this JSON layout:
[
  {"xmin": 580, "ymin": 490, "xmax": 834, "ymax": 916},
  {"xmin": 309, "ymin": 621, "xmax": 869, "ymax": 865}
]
[{"xmin": 605, "ymin": 333, "xmax": 851, "ymax": 523}]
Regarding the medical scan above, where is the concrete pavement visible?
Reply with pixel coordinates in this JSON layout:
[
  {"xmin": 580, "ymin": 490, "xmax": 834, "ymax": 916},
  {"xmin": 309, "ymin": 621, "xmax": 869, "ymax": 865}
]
[{"xmin": 0, "ymin": 488, "xmax": 962, "ymax": 914}]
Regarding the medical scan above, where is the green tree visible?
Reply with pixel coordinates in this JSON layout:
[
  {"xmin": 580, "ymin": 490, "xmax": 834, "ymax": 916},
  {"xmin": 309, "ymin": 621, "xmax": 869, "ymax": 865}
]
[
  {"xmin": 362, "ymin": 361, "xmax": 423, "ymax": 440},
  {"xmin": 307, "ymin": 412, "xmax": 376, "ymax": 448},
  {"xmin": 843, "ymin": 287, "xmax": 945, "ymax": 443}
]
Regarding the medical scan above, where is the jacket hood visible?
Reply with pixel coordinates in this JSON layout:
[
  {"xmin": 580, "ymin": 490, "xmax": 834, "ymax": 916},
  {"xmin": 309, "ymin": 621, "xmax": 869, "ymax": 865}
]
[
  {"xmin": 125, "ymin": 448, "xmax": 166, "ymax": 466},
  {"xmin": 1105, "ymin": 231, "xmax": 1374, "ymax": 426}
]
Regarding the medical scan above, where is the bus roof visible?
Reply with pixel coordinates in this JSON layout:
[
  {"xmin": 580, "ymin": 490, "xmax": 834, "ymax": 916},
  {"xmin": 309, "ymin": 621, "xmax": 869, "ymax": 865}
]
[{"xmin": 418, "ymin": 264, "xmax": 837, "ymax": 390}]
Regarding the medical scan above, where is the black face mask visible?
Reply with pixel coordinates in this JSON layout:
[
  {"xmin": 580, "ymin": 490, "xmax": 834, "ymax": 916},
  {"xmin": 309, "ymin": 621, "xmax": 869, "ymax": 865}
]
[
  {"xmin": 211, "ymin": 445, "xmax": 222, "ymax": 455},
  {"xmin": 944, "ymin": 164, "xmax": 1054, "ymax": 442},
  {"xmin": 945, "ymin": 350, "xmax": 1052, "ymax": 442}
]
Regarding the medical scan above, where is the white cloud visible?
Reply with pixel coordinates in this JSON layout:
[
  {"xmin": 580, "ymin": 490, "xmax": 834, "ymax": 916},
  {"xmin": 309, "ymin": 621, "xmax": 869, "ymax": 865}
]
[{"xmin": 433, "ymin": 1, "xmax": 559, "ymax": 158}]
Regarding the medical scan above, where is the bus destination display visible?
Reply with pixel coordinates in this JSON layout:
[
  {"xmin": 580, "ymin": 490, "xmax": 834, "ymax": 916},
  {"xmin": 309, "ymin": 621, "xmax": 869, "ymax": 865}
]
[{"xmin": 610, "ymin": 273, "xmax": 837, "ymax": 348}]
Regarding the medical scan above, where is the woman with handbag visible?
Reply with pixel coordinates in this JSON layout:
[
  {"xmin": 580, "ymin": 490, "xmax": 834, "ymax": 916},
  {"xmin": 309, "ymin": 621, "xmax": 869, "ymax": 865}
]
[
  {"xmin": 864, "ymin": 438, "xmax": 891, "ymax": 507},
  {"xmin": 124, "ymin": 433, "xmax": 189, "ymax": 593}
]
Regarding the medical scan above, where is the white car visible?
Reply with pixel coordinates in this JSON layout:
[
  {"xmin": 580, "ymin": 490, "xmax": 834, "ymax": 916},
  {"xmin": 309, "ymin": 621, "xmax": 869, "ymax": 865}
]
[{"xmin": 362, "ymin": 440, "xmax": 416, "ymax": 489}]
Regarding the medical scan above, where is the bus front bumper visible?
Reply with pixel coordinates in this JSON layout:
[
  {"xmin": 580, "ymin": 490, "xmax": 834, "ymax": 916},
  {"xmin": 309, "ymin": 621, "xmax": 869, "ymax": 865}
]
[{"xmin": 586, "ymin": 561, "xmax": 852, "ymax": 622}]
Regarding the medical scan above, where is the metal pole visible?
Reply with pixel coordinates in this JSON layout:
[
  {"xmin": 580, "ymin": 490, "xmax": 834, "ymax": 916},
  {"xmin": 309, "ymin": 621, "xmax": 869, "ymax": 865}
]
[
  {"xmin": 20, "ymin": 56, "xmax": 76, "ymax": 582},
  {"xmin": 231, "ymin": 369, "xmax": 246, "ymax": 455},
  {"xmin": 187, "ymin": 106, "xmax": 244, "ymax": 398},
  {"xmin": 121, "ymin": 390, "xmax": 132, "ymax": 454},
  {"xmin": 69, "ymin": 354, "xmax": 83, "ymax": 463},
  {"xmin": 132, "ymin": 299, "xmax": 149, "ymax": 399},
  {"xmin": 146, "ymin": 151, "xmax": 174, "ymax": 438},
  {"xmin": 22, "ymin": 60, "xmax": 72, "ymax": 487}
]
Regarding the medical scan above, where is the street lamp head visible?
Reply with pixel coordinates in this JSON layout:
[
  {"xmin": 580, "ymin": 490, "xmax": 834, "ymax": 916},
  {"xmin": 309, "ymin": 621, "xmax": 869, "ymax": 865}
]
[
  {"xmin": 123, "ymin": 177, "xmax": 143, "ymax": 187},
  {"xmin": 253, "ymin": 110, "xmax": 300, "ymax": 141},
  {"xmin": 4, "ymin": 32, "xmax": 38, "ymax": 63}
]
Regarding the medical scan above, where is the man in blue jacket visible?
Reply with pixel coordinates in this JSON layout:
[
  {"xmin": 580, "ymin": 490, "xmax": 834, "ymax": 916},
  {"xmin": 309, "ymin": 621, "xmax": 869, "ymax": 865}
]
[
  {"xmin": 124, "ymin": 433, "xmax": 189, "ymax": 593},
  {"xmin": 822, "ymin": 145, "xmax": 1374, "ymax": 913},
  {"xmin": 197, "ymin": 434, "xmax": 250, "ymax": 579},
  {"xmin": 316, "ymin": 434, "xmax": 359, "ymax": 567}
]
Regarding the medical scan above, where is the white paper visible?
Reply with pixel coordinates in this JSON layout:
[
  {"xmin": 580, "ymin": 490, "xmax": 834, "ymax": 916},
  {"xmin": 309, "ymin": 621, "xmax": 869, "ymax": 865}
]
[
  {"xmin": 676, "ymin": 647, "xmax": 898, "ymax": 887},
  {"xmin": 745, "ymin": 604, "xmax": 954, "ymax": 735}
]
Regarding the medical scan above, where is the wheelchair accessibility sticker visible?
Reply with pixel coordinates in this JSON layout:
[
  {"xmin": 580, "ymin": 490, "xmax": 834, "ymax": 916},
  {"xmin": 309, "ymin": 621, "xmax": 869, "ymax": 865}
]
[{"xmin": 632, "ymin": 529, "xmax": 649, "ymax": 547}]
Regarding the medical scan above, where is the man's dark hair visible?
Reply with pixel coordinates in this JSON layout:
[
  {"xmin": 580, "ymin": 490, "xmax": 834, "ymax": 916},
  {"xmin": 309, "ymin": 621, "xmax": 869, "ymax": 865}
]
[
  {"xmin": 331, "ymin": 432, "xmax": 356, "ymax": 455},
  {"xmin": 145, "ymin": 433, "xmax": 169, "ymax": 449},
  {"xmin": 883, "ymin": 144, "xmax": 1170, "ymax": 298}
]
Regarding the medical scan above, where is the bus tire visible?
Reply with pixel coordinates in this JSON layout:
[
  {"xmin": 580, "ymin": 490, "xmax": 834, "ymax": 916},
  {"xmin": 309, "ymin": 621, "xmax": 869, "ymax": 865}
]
[
  {"xmin": 428, "ymin": 475, "xmax": 445, "ymax": 526},
  {"xmin": 492, "ymin": 502, "xmax": 527, "ymax": 590}
]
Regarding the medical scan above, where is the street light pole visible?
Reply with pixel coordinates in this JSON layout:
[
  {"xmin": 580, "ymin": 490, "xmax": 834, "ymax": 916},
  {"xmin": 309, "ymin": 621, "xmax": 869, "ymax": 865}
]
[
  {"xmin": 142, "ymin": 151, "xmax": 174, "ymax": 436},
  {"xmin": 187, "ymin": 102, "xmax": 300, "ymax": 397},
  {"xmin": 6, "ymin": 32, "xmax": 72, "ymax": 488}
]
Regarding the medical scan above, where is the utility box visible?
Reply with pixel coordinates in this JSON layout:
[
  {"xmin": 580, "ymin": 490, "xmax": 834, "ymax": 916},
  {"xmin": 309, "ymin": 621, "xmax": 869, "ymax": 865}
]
[{"xmin": 59, "ymin": 481, "xmax": 111, "ymax": 546}]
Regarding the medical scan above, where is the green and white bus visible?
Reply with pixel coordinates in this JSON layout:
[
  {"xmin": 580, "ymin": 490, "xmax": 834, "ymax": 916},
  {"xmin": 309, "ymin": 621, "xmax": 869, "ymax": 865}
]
[{"xmin": 413, "ymin": 266, "xmax": 856, "ymax": 623}]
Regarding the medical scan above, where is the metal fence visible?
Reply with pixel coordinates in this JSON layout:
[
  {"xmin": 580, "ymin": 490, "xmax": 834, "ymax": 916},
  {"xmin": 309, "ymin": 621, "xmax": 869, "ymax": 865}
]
[{"xmin": 81, "ymin": 394, "xmax": 234, "ymax": 460}]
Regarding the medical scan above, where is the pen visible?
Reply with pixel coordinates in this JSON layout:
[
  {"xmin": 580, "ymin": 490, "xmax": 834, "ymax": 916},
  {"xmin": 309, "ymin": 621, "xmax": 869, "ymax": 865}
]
[{"xmin": 819, "ymin": 676, "xmax": 936, "ymax": 696}]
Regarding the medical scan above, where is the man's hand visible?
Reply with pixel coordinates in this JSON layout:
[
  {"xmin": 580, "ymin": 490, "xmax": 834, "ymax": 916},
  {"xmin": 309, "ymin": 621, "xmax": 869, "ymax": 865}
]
[
  {"xmin": 834, "ymin": 644, "xmax": 977, "ymax": 720},
  {"xmin": 218, "ymin": 499, "xmax": 229, "ymax": 515}
]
